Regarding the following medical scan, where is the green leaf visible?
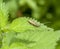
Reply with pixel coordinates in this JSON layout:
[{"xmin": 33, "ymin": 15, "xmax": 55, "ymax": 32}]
[
  {"xmin": 0, "ymin": 2, "xmax": 8, "ymax": 28},
  {"xmin": 9, "ymin": 42, "xmax": 28, "ymax": 49},
  {"xmin": 9, "ymin": 17, "xmax": 60, "ymax": 49},
  {"xmin": 0, "ymin": 29, "xmax": 2, "ymax": 48},
  {"xmin": 1, "ymin": 42, "xmax": 28, "ymax": 49},
  {"xmin": 9, "ymin": 17, "xmax": 40, "ymax": 33},
  {"xmin": 2, "ymin": 31, "xmax": 16, "ymax": 47},
  {"xmin": 15, "ymin": 30, "xmax": 60, "ymax": 49},
  {"xmin": 3, "ymin": 17, "xmax": 60, "ymax": 49}
]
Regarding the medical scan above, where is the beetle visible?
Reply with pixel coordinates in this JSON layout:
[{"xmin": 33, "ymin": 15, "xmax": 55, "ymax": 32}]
[{"xmin": 28, "ymin": 19, "xmax": 40, "ymax": 27}]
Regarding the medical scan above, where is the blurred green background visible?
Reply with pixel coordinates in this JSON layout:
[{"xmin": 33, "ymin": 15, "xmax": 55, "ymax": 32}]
[{"xmin": 3, "ymin": 0, "xmax": 60, "ymax": 30}]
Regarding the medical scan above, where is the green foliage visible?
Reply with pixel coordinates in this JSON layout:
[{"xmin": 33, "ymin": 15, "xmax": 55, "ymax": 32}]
[
  {"xmin": 0, "ymin": 17, "xmax": 60, "ymax": 49},
  {"xmin": 9, "ymin": 17, "xmax": 40, "ymax": 32},
  {"xmin": 0, "ymin": 2, "xmax": 8, "ymax": 29},
  {"xmin": 6, "ymin": 0, "xmax": 18, "ymax": 18},
  {"xmin": 0, "ymin": 0, "xmax": 60, "ymax": 49}
]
